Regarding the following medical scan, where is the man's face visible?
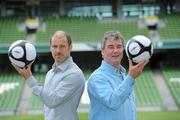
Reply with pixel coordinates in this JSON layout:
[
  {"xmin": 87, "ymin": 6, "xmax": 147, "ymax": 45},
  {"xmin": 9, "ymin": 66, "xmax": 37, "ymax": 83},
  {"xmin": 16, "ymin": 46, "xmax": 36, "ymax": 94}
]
[
  {"xmin": 101, "ymin": 39, "xmax": 124, "ymax": 66},
  {"xmin": 50, "ymin": 34, "xmax": 71, "ymax": 65}
]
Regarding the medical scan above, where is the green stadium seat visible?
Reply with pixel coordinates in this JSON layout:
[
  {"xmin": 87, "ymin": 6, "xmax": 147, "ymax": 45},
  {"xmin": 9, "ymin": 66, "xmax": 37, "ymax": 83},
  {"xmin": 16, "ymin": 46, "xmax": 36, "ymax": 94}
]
[
  {"xmin": 161, "ymin": 68, "xmax": 180, "ymax": 108},
  {"xmin": 135, "ymin": 69, "xmax": 164, "ymax": 107}
]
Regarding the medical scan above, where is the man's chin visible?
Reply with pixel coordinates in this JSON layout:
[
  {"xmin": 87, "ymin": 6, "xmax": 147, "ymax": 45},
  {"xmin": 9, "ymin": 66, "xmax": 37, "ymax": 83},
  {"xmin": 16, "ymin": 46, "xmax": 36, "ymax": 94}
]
[{"xmin": 112, "ymin": 59, "xmax": 121, "ymax": 63}]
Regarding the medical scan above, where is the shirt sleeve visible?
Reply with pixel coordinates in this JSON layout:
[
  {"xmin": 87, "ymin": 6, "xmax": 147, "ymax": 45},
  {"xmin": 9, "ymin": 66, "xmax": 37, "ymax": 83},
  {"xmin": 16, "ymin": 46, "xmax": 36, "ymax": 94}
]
[
  {"xmin": 26, "ymin": 73, "xmax": 84, "ymax": 108},
  {"xmin": 88, "ymin": 74, "xmax": 134, "ymax": 110}
]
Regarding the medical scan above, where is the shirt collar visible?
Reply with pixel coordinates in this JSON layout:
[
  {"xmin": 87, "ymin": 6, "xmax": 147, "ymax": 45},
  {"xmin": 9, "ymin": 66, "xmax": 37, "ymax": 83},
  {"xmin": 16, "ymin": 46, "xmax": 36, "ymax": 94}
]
[
  {"xmin": 101, "ymin": 60, "xmax": 126, "ymax": 74},
  {"xmin": 52, "ymin": 57, "xmax": 73, "ymax": 72}
]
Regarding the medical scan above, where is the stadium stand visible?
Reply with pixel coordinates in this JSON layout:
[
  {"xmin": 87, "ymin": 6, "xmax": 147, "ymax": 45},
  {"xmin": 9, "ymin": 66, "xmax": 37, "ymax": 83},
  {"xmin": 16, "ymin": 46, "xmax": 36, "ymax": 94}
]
[
  {"xmin": 0, "ymin": 69, "xmax": 167, "ymax": 113},
  {"xmin": 0, "ymin": 14, "xmax": 180, "ymax": 46},
  {"xmin": 0, "ymin": 73, "xmax": 24, "ymax": 113},
  {"xmin": 0, "ymin": 18, "xmax": 26, "ymax": 44},
  {"xmin": 161, "ymin": 68, "xmax": 180, "ymax": 108},
  {"xmin": 135, "ymin": 69, "xmax": 164, "ymax": 108},
  {"xmin": 159, "ymin": 14, "xmax": 180, "ymax": 40}
]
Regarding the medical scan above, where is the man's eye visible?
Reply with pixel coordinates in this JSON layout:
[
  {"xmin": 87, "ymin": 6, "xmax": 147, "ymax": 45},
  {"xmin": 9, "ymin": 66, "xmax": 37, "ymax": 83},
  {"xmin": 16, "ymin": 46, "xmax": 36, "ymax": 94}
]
[
  {"xmin": 52, "ymin": 46, "xmax": 57, "ymax": 48},
  {"xmin": 108, "ymin": 46, "xmax": 114, "ymax": 49},
  {"xmin": 117, "ymin": 45, "xmax": 123, "ymax": 49}
]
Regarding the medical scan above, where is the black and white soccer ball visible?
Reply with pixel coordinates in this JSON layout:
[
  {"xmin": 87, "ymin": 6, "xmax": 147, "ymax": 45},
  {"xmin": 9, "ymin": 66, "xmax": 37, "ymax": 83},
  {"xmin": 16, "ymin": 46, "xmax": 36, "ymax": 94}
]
[
  {"xmin": 8, "ymin": 40, "xmax": 36, "ymax": 68},
  {"xmin": 125, "ymin": 35, "xmax": 153, "ymax": 64}
]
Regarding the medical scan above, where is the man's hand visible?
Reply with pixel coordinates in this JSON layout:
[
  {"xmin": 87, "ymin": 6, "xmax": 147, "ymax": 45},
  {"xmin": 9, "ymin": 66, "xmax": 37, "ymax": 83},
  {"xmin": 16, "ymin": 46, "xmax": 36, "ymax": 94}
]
[
  {"xmin": 12, "ymin": 63, "xmax": 33, "ymax": 80},
  {"xmin": 128, "ymin": 60, "xmax": 149, "ymax": 79}
]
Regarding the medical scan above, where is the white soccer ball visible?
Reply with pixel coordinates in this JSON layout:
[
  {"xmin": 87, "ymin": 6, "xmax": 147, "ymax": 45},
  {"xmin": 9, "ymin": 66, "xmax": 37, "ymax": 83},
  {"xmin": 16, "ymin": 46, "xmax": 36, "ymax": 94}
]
[
  {"xmin": 125, "ymin": 35, "xmax": 153, "ymax": 64},
  {"xmin": 8, "ymin": 40, "xmax": 36, "ymax": 68}
]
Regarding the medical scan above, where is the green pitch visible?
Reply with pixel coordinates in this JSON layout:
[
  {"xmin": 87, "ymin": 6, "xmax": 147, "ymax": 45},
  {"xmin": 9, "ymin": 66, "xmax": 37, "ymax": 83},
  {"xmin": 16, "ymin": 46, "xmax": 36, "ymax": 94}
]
[{"xmin": 0, "ymin": 111, "xmax": 179, "ymax": 120}]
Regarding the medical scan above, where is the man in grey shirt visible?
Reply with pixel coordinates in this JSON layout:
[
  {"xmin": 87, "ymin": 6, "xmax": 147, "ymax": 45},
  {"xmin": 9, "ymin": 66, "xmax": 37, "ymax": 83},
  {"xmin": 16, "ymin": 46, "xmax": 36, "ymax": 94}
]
[{"xmin": 12, "ymin": 31, "xmax": 85, "ymax": 120}]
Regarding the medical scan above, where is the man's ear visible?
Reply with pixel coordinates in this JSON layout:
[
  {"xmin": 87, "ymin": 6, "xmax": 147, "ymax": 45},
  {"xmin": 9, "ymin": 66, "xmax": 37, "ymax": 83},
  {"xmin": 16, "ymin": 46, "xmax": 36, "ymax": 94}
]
[
  {"xmin": 101, "ymin": 49, "xmax": 104, "ymax": 58},
  {"xmin": 70, "ymin": 44, "xmax": 72, "ymax": 50},
  {"xmin": 50, "ymin": 45, "xmax": 52, "ymax": 52}
]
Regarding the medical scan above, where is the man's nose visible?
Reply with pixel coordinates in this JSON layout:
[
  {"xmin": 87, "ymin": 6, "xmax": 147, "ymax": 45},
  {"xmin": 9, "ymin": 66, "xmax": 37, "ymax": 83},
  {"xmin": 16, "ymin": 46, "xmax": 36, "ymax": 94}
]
[
  {"xmin": 56, "ymin": 47, "xmax": 61, "ymax": 52},
  {"xmin": 113, "ymin": 47, "xmax": 119, "ymax": 52}
]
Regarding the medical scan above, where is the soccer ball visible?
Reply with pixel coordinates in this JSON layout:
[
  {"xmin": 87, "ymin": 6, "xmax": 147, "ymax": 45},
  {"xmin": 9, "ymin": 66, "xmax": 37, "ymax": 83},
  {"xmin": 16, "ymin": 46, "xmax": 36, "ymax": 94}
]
[
  {"xmin": 8, "ymin": 40, "xmax": 36, "ymax": 68},
  {"xmin": 125, "ymin": 35, "xmax": 153, "ymax": 64}
]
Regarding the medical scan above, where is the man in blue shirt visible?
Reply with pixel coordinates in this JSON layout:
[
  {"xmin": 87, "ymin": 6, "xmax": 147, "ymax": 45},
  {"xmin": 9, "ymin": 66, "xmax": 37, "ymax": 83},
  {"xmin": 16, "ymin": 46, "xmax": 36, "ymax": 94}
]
[
  {"xmin": 12, "ymin": 31, "xmax": 85, "ymax": 120},
  {"xmin": 88, "ymin": 31, "xmax": 148, "ymax": 120}
]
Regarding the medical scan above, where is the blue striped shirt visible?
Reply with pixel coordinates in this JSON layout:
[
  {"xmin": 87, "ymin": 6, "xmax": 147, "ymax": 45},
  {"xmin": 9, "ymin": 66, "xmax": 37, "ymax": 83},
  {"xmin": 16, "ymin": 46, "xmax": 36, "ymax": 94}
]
[
  {"xmin": 88, "ymin": 60, "xmax": 136, "ymax": 120},
  {"xmin": 26, "ymin": 57, "xmax": 85, "ymax": 120}
]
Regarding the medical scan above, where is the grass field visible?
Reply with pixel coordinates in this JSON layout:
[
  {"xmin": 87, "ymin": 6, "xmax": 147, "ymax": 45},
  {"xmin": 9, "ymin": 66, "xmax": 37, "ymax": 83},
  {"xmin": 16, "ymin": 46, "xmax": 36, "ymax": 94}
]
[{"xmin": 0, "ymin": 111, "xmax": 179, "ymax": 120}]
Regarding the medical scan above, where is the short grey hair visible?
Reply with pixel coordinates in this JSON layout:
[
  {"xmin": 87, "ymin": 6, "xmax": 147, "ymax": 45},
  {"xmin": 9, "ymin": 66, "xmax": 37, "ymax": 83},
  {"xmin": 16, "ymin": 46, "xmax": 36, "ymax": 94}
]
[{"xmin": 101, "ymin": 31, "xmax": 124, "ymax": 49}]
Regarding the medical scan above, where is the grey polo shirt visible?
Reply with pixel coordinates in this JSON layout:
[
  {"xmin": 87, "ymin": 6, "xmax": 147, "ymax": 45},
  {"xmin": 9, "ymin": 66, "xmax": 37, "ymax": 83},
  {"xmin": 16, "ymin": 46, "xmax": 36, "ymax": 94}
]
[{"xmin": 26, "ymin": 57, "xmax": 85, "ymax": 120}]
